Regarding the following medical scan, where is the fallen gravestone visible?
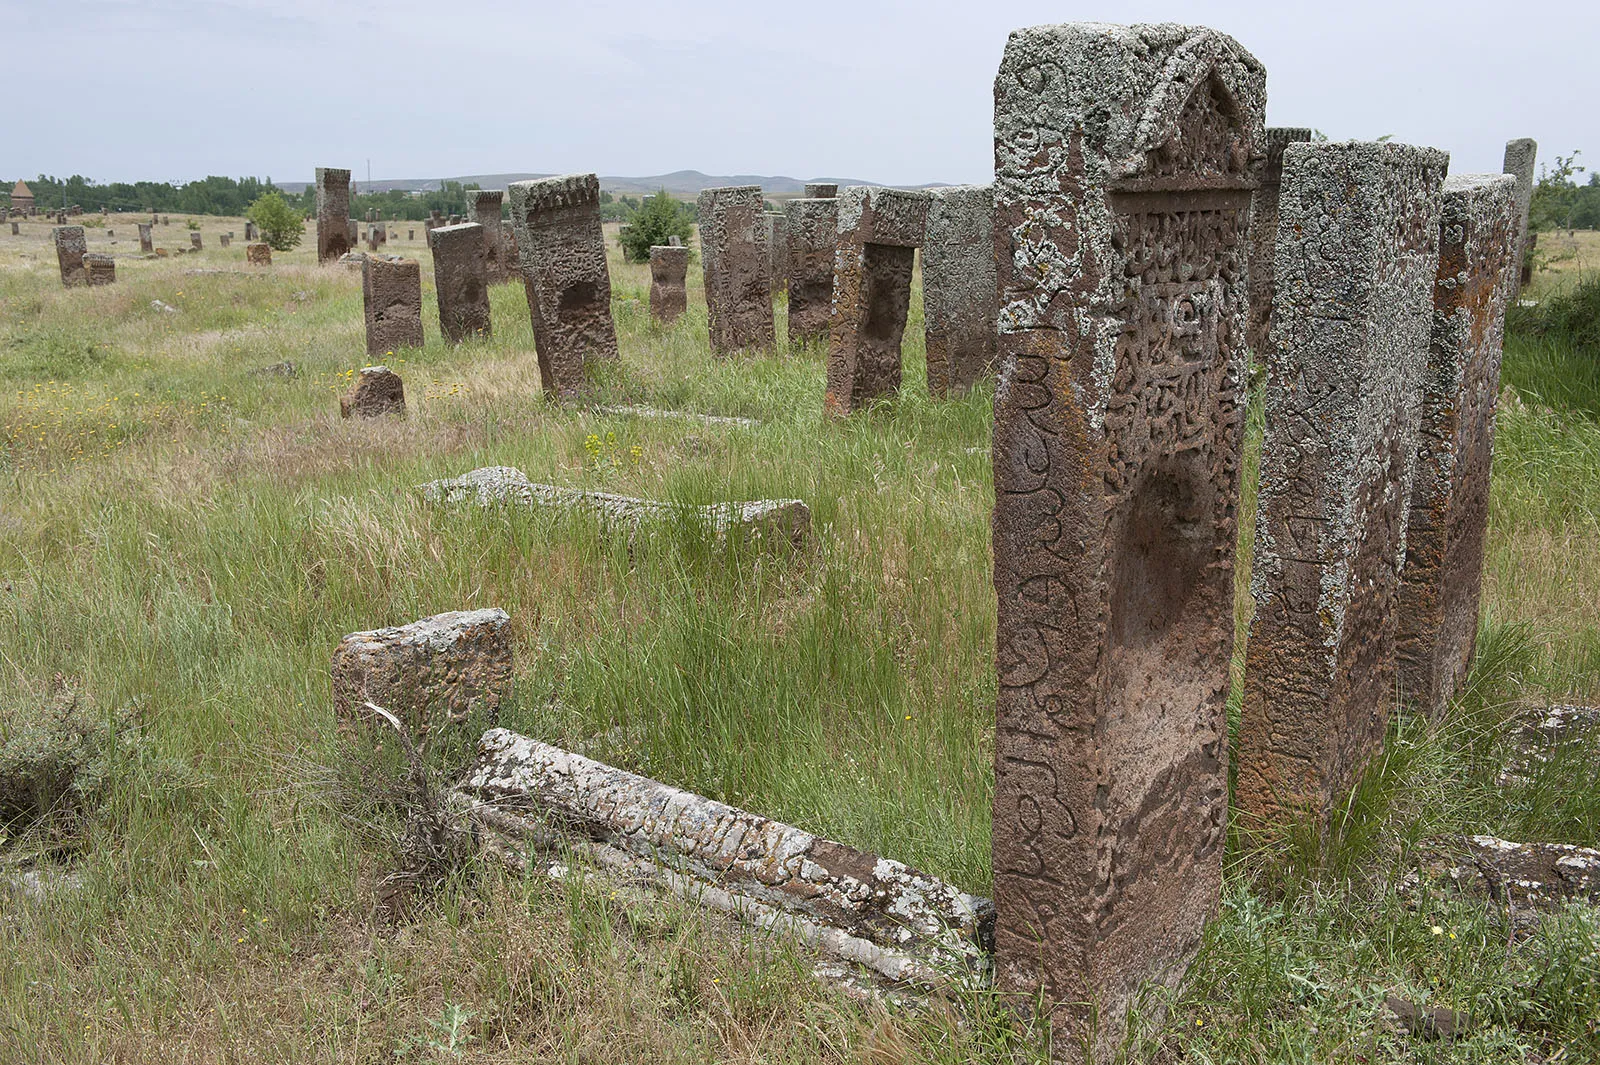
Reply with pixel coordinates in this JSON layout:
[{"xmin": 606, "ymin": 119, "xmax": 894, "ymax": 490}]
[
  {"xmin": 922, "ymin": 184, "xmax": 997, "ymax": 396},
  {"xmin": 51, "ymin": 225, "xmax": 87, "ymax": 286},
  {"xmin": 592, "ymin": 404, "xmax": 757, "ymax": 429},
  {"xmin": 316, "ymin": 167, "xmax": 352, "ymax": 263},
  {"xmin": 1246, "ymin": 127, "xmax": 1313, "ymax": 356},
  {"xmin": 331, "ymin": 608, "xmax": 512, "ymax": 736},
  {"xmin": 649, "ymin": 245, "xmax": 689, "ymax": 324},
  {"xmin": 785, "ymin": 196, "xmax": 838, "ymax": 345},
  {"xmin": 340, "ymin": 365, "xmax": 406, "ymax": 419},
  {"xmin": 362, "ymin": 257, "xmax": 425, "ymax": 357},
  {"xmin": 698, "ymin": 185, "xmax": 774, "ymax": 355},
  {"xmin": 428, "ymin": 222, "xmax": 492, "ymax": 343},
  {"xmin": 1403, "ymin": 835, "xmax": 1600, "ymax": 924}
]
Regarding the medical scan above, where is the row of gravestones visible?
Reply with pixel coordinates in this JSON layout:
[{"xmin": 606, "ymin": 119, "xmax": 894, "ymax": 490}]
[{"xmin": 49, "ymin": 222, "xmax": 275, "ymax": 285}]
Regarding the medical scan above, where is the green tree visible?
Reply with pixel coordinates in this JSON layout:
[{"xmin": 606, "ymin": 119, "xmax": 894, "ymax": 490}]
[
  {"xmin": 1531, "ymin": 152, "xmax": 1588, "ymax": 234},
  {"xmin": 617, "ymin": 190, "xmax": 694, "ymax": 263},
  {"xmin": 247, "ymin": 192, "xmax": 305, "ymax": 251}
]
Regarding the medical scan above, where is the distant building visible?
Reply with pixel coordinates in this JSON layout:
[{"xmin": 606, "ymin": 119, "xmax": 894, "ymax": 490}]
[{"xmin": 10, "ymin": 180, "xmax": 34, "ymax": 214}]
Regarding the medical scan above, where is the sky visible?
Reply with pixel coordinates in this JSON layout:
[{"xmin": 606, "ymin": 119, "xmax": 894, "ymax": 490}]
[{"xmin": 2, "ymin": 0, "xmax": 1594, "ymax": 187}]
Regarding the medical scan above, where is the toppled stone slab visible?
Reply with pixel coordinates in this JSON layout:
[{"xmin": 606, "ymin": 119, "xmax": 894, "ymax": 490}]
[
  {"xmin": 1405, "ymin": 835, "xmax": 1600, "ymax": 917},
  {"xmin": 592, "ymin": 404, "xmax": 758, "ymax": 429},
  {"xmin": 331, "ymin": 608, "xmax": 512, "ymax": 736},
  {"xmin": 340, "ymin": 365, "xmax": 406, "ymax": 419},
  {"xmin": 1498, "ymin": 704, "xmax": 1600, "ymax": 786}
]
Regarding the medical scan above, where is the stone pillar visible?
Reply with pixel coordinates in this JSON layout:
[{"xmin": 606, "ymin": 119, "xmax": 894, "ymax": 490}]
[
  {"xmin": 1395, "ymin": 174, "xmax": 1518, "ymax": 716},
  {"xmin": 764, "ymin": 212, "xmax": 788, "ymax": 295},
  {"xmin": 408, "ymin": 230, "xmax": 415, "ymax": 241},
  {"xmin": 472, "ymin": 189, "xmax": 509, "ymax": 284},
  {"xmin": 219, "ymin": 234, "xmax": 231, "ymax": 247},
  {"xmin": 366, "ymin": 226, "xmax": 379, "ymax": 252},
  {"xmin": 923, "ymin": 184, "xmax": 997, "ymax": 396},
  {"xmin": 990, "ymin": 25, "xmax": 1265, "ymax": 1061},
  {"xmin": 649, "ymin": 245, "xmax": 689, "ymax": 324},
  {"xmin": 1247, "ymin": 127, "xmax": 1313, "ymax": 357},
  {"xmin": 52, "ymin": 225, "xmax": 87, "ymax": 286},
  {"xmin": 340, "ymin": 365, "xmax": 407, "ymax": 419},
  {"xmin": 9, "ymin": 222, "xmax": 16, "ymax": 235},
  {"xmin": 804, "ymin": 183, "xmax": 839, "ymax": 198},
  {"xmin": 1502, "ymin": 138, "xmax": 1537, "ymax": 287},
  {"xmin": 362, "ymin": 257, "xmax": 426, "ymax": 358},
  {"xmin": 824, "ymin": 185, "xmax": 928, "ymax": 415},
  {"xmin": 1236, "ymin": 141, "xmax": 1448, "ymax": 835},
  {"xmin": 316, "ymin": 167, "xmax": 352, "ymax": 263},
  {"xmin": 784, "ymin": 197, "xmax": 838, "ymax": 345},
  {"xmin": 84, "ymin": 253, "xmax": 116, "ymax": 285},
  {"xmin": 190, "ymin": 231, "xmax": 202, "ymax": 250},
  {"xmin": 508, "ymin": 174, "xmax": 619, "ymax": 397},
  {"xmin": 697, "ymin": 185, "xmax": 774, "ymax": 355},
  {"xmin": 244, "ymin": 221, "xmax": 257, "ymax": 241},
  {"xmin": 246, "ymin": 242, "xmax": 272, "ymax": 266},
  {"xmin": 427, "ymin": 222, "xmax": 492, "ymax": 343},
  {"xmin": 347, "ymin": 219, "xmax": 358, "ymax": 248},
  {"xmin": 138, "ymin": 223, "xmax": 153, "ymax": 253}
]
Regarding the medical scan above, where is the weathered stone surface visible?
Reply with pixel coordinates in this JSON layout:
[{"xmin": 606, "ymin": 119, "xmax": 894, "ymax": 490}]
[
  {"xmin": 219, "ymin": 234, "xmax": 231, "ymax": 247},
  {"xmin": 52, "ymin": 225, "xmax": 87, "ymax": 286},
  {"xmin": 1498, "ymin": 704, "xmax": 1600, "ymax": 786},
  {"xmin": 1407, "ymin": 835, "xmax": 1600, "ymax": 915},
  {"xmin": 592, "ymin": 404, "xmax": 757, "ymax": 429},
  {"xmin": 365, "ymin": 226, "xmax": 379, "ymax": 252},
  {"xmin": 246, "ymin": 242, "xmax": 272, "ymax": 266},
  {"xmin": 1246, "ymin": 127, "xmax": 1313, "ymax": 356},
  {"xmin": 138, "ymin": 222, "xmax": 153, "ymax": 253},
  {"xmin": 804, "ymin": 183, "xmax": 839, "ymax": 198},
  {"xmin": 83, "ymin": 253, "xmax": 115, "ymax": 285},
  {"xmin": 649, "ymin": 245, "xmax": 688, "ymax": 324},
  {"xmin": 244, "ymin": 221, "xmax": 257, "ymax": 241},
  {"xmin": 697, "ymin": 185, "xmax": 774, "ymax": 354},
  {"xmin": 824, "ymin": 186, "xmax": 928, "ymax": 415},
  {"xmin": 189, "ymin": 231, "xmax": 202, "ymax": 250},
  {"xmin": 428, "ymin": 222, "xmax": 493, "ymax": 343},
  {"xmin": 331, "ymin": 608, "xmax": 512, "ymax": 736},
  {"xmin": 316, "ymin": 167, "xmax": 352, "ymax": 264},
  {"xmin": 1395, "ymin": 175, "xmax": 1518, "ymax": 715},
  {"xmin": 765, "ymin": 212, "xmax": 788, "ymax": 294},
  {"xmin": 784, "ymin": 196, "xmax": 839, "ymax": 344},
  {"xmin": 1237, "ymin": 141, "xmax": 1449, "ymax": 834},
  {"xmin": 362, "ymin": 257, "xmax": 425, "ymax": 358},
  {"xmin": 990, "ymin": 23, "xmax": 1265, "ymax": 1059},
  {"xmin": 1502, "ymin": 138, "xmax": 1536, "ymax": 287},
  {"xmin": 472, "ymin": 189, "xmax": 509, "ymax": 284},
  {"xmin": 923, "ymin": 184, "xmax": 997, "ymax": 396},
  {"xmin": 347, "ymin": 219, "xmax": 359, "ymax": 247},
  {"xmin": 339, "ymin": 365, "xmax": 406, "ymax": 419}
]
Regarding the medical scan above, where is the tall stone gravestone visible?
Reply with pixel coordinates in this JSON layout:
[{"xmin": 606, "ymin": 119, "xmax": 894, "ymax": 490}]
[
  {"xmin": 824, "ymin": 185, "xmax": 928, "ymax": 415},
  {"xmin": 923, "ymin": 184, "xmax": 997, "ymax": 396},
  {"xmin": 765, "ymin": 212, "xmax": 788, "ymax": 295},
  {"xmin": 1395, "ymin": 174, "xmax": 1518, "ymax": 715},
  {"xmin": 427, "ymin": 222, "xmax": 492, "ymax": 343},
  {"xmin": 52, "ymin": 225, "xmax": 87, "ymax": 286},
  {"xmin": 784, "ymin": 196, "xmax": 838, "ymax": 345},
  {"xmin": 649, "ymin": 245, "xmax": 689, "ymax": 324},
  {"xmin": 472, "ymin": 189, "xmax": 509, "ymax": 284},
  {"xmin": 362, "ymin": 257, "xmax": 426, "ymax": 358},
  {"xmin": 316, "ymin": 167, "xmax": 352, "ymax": 264},
  {"xmin": 190, "ymin": 231, "xmax": 202, "ymax": 250},
  {"xmin": 804, "ymin": 183, "xmax": 838, "ymax": 198},
  {"xmin": 1236, "ymin": 141, "xmax": 1448, "ymax": 834},
  {"xmin": 138, "ymin": 222, "xmax": 153, "ymax": 253},
  {"xmin": 990, "ymin": 24, "xmax": 1264, "ymax": 1061},
  {"xmin": 697, "ymin": 185, "xmax": 773, "ymax": 355},
  {"xmin": 1502, "ymin": 138, "xmax": 1537, "ymax": 287},
  {"xmin": 1247, "ymin": 127, "xmax": 1313, "ymax": 356}
]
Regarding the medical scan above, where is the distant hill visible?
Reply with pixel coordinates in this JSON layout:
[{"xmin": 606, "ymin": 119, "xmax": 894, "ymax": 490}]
[{"xmin": 275, "ymin": 170, "xmax": 946, "ymax": 197}]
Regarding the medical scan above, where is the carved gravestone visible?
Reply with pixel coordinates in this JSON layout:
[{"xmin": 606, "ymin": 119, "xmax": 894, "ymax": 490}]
[
  {"xmin": 84, "ymin": 253, "xmax": 115, "ymax": 285},
  {"xmin": 331, "ymin": 609, "xmax": 512, "ymax": 736},
  {"xmin": 190, "ymin": 231, "xmax": 202, "ymax": 250},
  {"xmin": 340, "ymin": 365, "xmax": 406, "ymax": 419},
  {"xmin": 1247, "ymin": 127, "xmax": 1313, "ymax": 356},
  {"xmin": 219, "ymin": 234, "xmax": 231, "ymax": 247},
  {"xmin": 649, "ymin": 245, "xmax": 689, "ymax": 324},
  {"xmin": 765, "ymin": 212, "xmax": 788, "ymax": 295},
  {"xmin": 697, "ymin": 185, "xmax": 774, "ymax": 355},
  {"xmin": 472, "ymin": 189, "xmax": 509, "ymax": 284},
  {"xmin": 246, "ymin": 242, "xmax": 272, "ymax": 266},
  {"xmin": 784, "ymin": 197, "xmax": 838, "ymax": 344},
  {"xmin": 362, "ymin": 257, "xmax": 426, "ymax": 358},
  {"xmin": 804, "ymin": 183, "xmax": 838, "ymax": 198},
  {"xmin": 923, "ymin": 184, "xmax": 997, "ymax": 396},
  {"xmin": 428, "ymin": 222, "xmax": 492, "ymax": 343},
  {"xmin": 1236, "ymin": 141, "xmax": 1449, "ymax": 835},
  {"xmin": 316, "ymin": 167, "xmax": 352, "ymax": 263},
  {"xmin": 991, "ymin": 24, "xmax": 1264, "ymax": 1061},
  {"xmin": 1395, "ymin": 174, "xmax": 1518, "ymax": 716},
  {"xmin": 366, "ymin": 226, "xmax": 379, "ymax": 252},
  {"xmin": 824, "ymin": 185, "xmax": 928, "ymax": 415},
  {"xmin": 161, "ymin": 215, "xmax": 169, "ymax": 225},
  {"xmin": 1502, "ymin": 138, "xmax": 1537, "ymax": 287},
  {"xmin": 138, "ymin": 222, "xmax": 153, "ymax": 253},
  {"xmin": 52, "ymin": 225, "xmax": 87, "ymax": 286},
  {"xmin": 244, "ymin": 221, "xmax": 257, "ymax": 241}
]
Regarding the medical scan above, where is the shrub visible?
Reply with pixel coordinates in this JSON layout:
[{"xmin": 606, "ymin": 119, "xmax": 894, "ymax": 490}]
[
  {"xmin": 618, "ymin": 190, "xmax": 694, "ymax": 263},
  {"xmin": 247, "ymin": 191, "xmax": 306, "ymax": 252},
  {"xmin": 0, "ymin": 676, "xmax": 136, "ymax": 841}
]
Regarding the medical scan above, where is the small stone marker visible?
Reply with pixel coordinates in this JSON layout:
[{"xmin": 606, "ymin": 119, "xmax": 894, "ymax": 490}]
[
  {"xmin": 922, "ymin": 183, "xmax": 997, "ymax": 396},
  {"xmin": 472, "ymin": 189, "xmax": 509, "ymax": 284},
  {"xmin": 427, "ymin": 222, "xmax": 493, "ymax": 343},
  {"xmin": 649, "ymin": 245, "xmax": 689, "ymax": 324},
  {"xmin": 365, "ymin": 226, "xmax": 379, "ymax": 252},
  {"xmin": 52, "ymin": 225, "xmax": 88, "ymax": 286},
  {"xmin": 246, "ymin": 242, "xmax": 272, "ymax": 266},
  {"xmin": 362, "ymin": 257, "xmax": 425, "ymax": 358},
  {"xmin": 331, "ymin": 608, "xmax": 512, "ymax": 736},
  {"xmin": 161, "ymin": 215, "xmax": 169, "ymax": 225},
  {"xmin": 340, "ymin": 365, "xmax": 407, "ymax": 419},
  {"xmin": 9, "ymin": 222, "xmax": 16, "ymax": 235},
  {"xmin": 83, "ymin": 253, "xmax": 116, "ymax": 285},
  {"xmin": 138, "ymin": 222, "xmax": 153, "ymax": 252},
  {"xmin": 804, "ymin": 182, "xmax": 838, "ymax": 198},
  {"xmin": 697, "ymin": 185, "xmax": 774, "ymax": 354},
  {"xmin": 824, "ymin": 185, "xmax": 928, "ymax": 414},
  {"xmin": 1247, "ymin": 127, "xmax": 1313, "ymax": 356},
  {"xmin": 448, "ymin": 213, "xmax": 461, "ymax": 226},
  {"xmin": 667, "ymin": 235, "xmax": 682, "ymax": 247},
  {"xmin": 1236, "ymin": 141, "xmax": 1449, "ymax": 834},
  {"xmin": 347, "ymin": 218, "xmax": 358, "ymax": 247},
  {"xmin": 1395, "ymin": 174, "xmax": 1518, "ymax": 715},
  {"xmin": 219, "ymin": 233, "xmax": 230, "ymax": 247},
  {"xmin": 244, "ymin": 221, "xmax": 257, "ymax": 241},
  {"xmin": 189, "ymin": 231, "xmax": 202, "ymax": 250},
  {"xmin": 316, "ymin": 167, "xmax": 352, "ymax": 263},
  {"xmin": 764, "ymin": 211, "xmax": 788, "ymax": 295},
  {"xmin": 1502, "ymin": 138, "xmax": 1537, "ymax": 287}
]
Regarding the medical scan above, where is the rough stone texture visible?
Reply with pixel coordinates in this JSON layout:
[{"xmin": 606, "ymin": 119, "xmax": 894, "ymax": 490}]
[
  {"xmin": 189, "ymin": 231, "xmax": 202, "ymax": 250},
  {"xmin": 220, "ymin": 234, "xmax": 231, "ymax": 247},
  {"xmin": 52, "ymin": 225, "xmax": 87, "ymax": 286},
  {"xmin": 420, "ymin": 466, "xmax": 810, "ymax": 548},
  {"xmin": 990, "ymin": 24, "xmax": 1265, "ymax": 1060},
  {"xmin": 1246, "ymin": 127, "xmax": 1313, "ymax": 356},
  {"xmin": 697, "ymin": 185, "xmax": 774, "ymax": 354},
  {"xmin": 923, "ymin": 183, "xmax": 997, "ymax": 396},
  {"xmin": 244, "ymin": 221, "xmax": 257, "ymax": 241},
  {"xmin": 83, "ymin": 253, "xmax": 115, "ymax": 285},
  {"xmin": 592, "ymin": 404, "xmax": 758, "ymax": 429},
  {"xmin": 246, "ymin": 242, "xmax": 272, "ymax": 266},
  {"xmin": 784, "ymin": 197, "xmax": 839, "ymax": 344},
  {"xmin": 804, "ymin": 183, "xmax": 839, "ymax": 198},
  {"xmin": 1405, "ymin": 836, "xmax": 1600, "ymax": 919},
  {"xmin": 649, "ymin": 245, "xmax": 689, "ymax": 324},
  {"xmin": 1236, "ymin": 141, "xmax": 1449, "ymax": 835},
  {"xmin": 824, "ymin": 186, "xmax": 928, "ymax": 415},
  {"xmin": 472, "ymin": 189, "xmax": 509, "ymax": 284},
  {"xmin": 138, "ymin": 222, "xmax": 153, "ymax": 253},
  {"xmin": 507, "ymin": 175, "xmax": 619, "ymax": 398},
  {"xmin": 365, "ymin": 226, "xmax": 379, "ymax": 252},
  {"xmin": 347, "ymin": 219, "xmax": 359, "ymax": 247},
  {"xmin": 362, "ymin": 257, "xmax": 425, "ymax": 358},
  {"xmin": 1499, "ymin": 704, "xmax": 1600, "ymax": 786},
  {"xmin": 331, "ymin": 608, "xmax": 512, "ymax": 737},
  {"xmin": 339, "ymin": 365, "xmax": 406, "ymax": 419},
  {"xmin": 1502, "ymin": 138, "xmax": 1536, "ymax": 287},
  {"xmin": 316, "ymin": 167, "xmax": 351, "ymax": 264},
  {"xmin": 1395, "ymin": 175, "xmax": 1518, "ymax": 716},
  {"xmin": 427, "ymin": 222, "xmax": 493, "ymax": 343},
  {"xmin": 458, "ymin": 728, "xmax": 993, "ymax": 983},
  {"xmin": 765, "ymin": 212, "xmax": 788, "ymax": 294}
]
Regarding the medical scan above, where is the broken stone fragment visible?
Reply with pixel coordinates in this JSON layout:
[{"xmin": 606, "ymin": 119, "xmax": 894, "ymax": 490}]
[
  {"xmin": 330, "ymin": 608, "xmax": 512, "ymax": 736},
  {"xmin": 340, "ymin": 365, "xmax": 405, "ymax": 419},
  {"xmin": 1404, "ymin": 834, "xmax": 1600, "ymax": 916}
]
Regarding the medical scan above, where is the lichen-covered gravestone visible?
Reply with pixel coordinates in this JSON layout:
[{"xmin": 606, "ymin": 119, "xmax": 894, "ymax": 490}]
[
  {"xmin": 362, "ymin": 257, "xmax": 425, "ymax": 358},
  {"xmin": 339, "ymin": 365, "xmax": 406, "ymax": 419},
  {"xmin": 427, "ymin": 222, "xmax": 493, "ymax": 343},
  {"xmin": 922, "ymin": 184, "xmax": 997, "ymax": 396},
  {"xmin": 246, "ymin": 242, "xmax": 271, "ymax": 266},
  {"xmin": 84, "ymin": 253, "xmax": 115, "ymax": 285},
  {"xmin": 1502, "ymin": 138, "xmax": 1537, "ymax": 287},
  {"xmin": 824, "ymin": 186, "xmax": 928, "ymax": 415},
  {"xmin": 1246, "ymin": 127, "xmax": 1313, "ymax": 356},
  {"xmin": 1395, "ymin": 174, "xmax": 1518, "ymax": 716},
  {"xmin": 137, "ymin": 222, "xmax": 153, "ymax": 253},
  {"xmin": 52, "ymin": 225, "xmax": 87, "ymax": 286},
  {"xmin": 990, "ymin": 23, "xmax": 1264, "ymax": 1061},
  {"xmin": 472, "ymin": 189, "xmax": 509, "ymax": 284},
  {"xmin": 649, "ymin": 245, "xmax": 689, "ymax": 324},
  {"xmin": 316, "ymin": 167, "xmax": 352, "ymax": 264},
  {"xmin": 1236, "ymin": 141, "xmax": 1449, "ymax": 834},
  {"xmin": 697, "ymin": 185, "xmax": 774, "ymax": 355},
  {"xmin": 508, "ymin": 174, "xmax": 619, "ymax": 397},
  {"xmin": 784, "ymin": 196, "xmax": 839, "ymax": 344},
  {"xmin": 331, "ymin": 608, "xmax": 512, "ymax": 737},
  {"xmin": 804, "ymin": 182, "xmax": 838, "ymax": 198}
]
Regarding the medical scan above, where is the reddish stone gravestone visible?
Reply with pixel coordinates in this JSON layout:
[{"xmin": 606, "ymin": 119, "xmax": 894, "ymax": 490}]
[
  {"xmin": 1502, "ymin": 138, "xmax": 1537, "ymax": 287},
  {"xmin": 649, "ymin": 245, "xmax": 689, "ymax": 324},
  {"xmin": 923, "ymin": 183, "xmax": 997, "ymax": 396},
  {"xmin": 1247, "ymin": 127, "xmax": 1313, "ymax": 356},
  {"xmin": 52, "ymin": 225, "xmax": 88, "ymax": 286},
  {"xmin": 365, "ymin": 226, "xmax": 379, "ymax": 252},
  {"xmin": 84, "ymin": 253, "xmax": 116, "ymax": 285},
  {"xmin": 316, "ymin": 167, "xmax": 352, "ymax": 264},
  {"xmin": 340, "ymin": 365, "xmax": 406, "ymax": 419},
  {"xmin": 246, "ymin": 242, "xmax": 272, "ymax": 266},
  {"xmin": 428, "ymin": 222, "xmax": 493, "ymax": 344},
  {"xmin": 362, "ymin": 257, "xmax": 426, "ymax": 358},
  {"xmin": 190, "ymin": 231, "xmax": 202, "ymax": 250},
  {"xmin": 472, "ymin": 189, "xmax": 509, "ymax": 284},
  {"xmin": 804, "ymin": 183, "xmax": 839, "ymax": 198},
  {"xmin": 784, "ymin": 196, "xmax": 838, "ymax": 345},
  {"xmin": 219, "ymin": 234, "xmax": 231, "ymax": 248},
  {"xmin": 347, "ymin": 219, "xmax": 358, "ymax": 249},
  {"xmin": 697, "ymin": 185, "xmax": 774, "ymax": 355},
  {"xmin": 823, "ymin": 185, "xmax": 928, "ymax": 415},
  {"xmin": 508, "ymin": 174, "xmax": 619, "ymax": 397},
  {"xmin": 138, "ymin": 222, "xmax": 153, "ymax": 253},
  {"xmin": 1395, "ymin": 174, "xmax": 1519, "ymax": 716},
  {"xmin": 1236, "ymin": 141, "xmax": 1449, "ymax": 836},
  {"xmin": 990, "ymin": 24, "xmax": 1264, "ymax": 1061}
]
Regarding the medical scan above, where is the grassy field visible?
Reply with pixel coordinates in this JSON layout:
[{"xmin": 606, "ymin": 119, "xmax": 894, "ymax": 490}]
[{"xmin": 0, "ymin": 213, "xmax": 1597, "ymax": 1063}]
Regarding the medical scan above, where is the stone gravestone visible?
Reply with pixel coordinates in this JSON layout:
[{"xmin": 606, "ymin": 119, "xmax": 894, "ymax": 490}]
[
  {"xmin": 764, "ymin": 211, "xmax": 788, "ymax": 295},
  {"xmin": 190, "ymin": 231, "xmax": 202, "ymax": 250},
  {"xmin": 427, "ymin": 222, "xmax": 493, "ymax": 343},
  {"xmin": 923, "ymin": 183, "xmax": 997, "ymax": 396},
  {"xmin": 472, "ymin": 189, "xmax": 509, "ymax": 284},
  {"xmin": 697, "ymin": 185, "xmax": 774, "ymax": 355},
  {"xmin": 52, "ymin": 225, "xmax": 88, "ymax": 286},
  {"xmin": 1247, "ymin": 127, "xmax": 1313, "ymax": 356},
  {"xmin": 408, "ymin": 230, "xmax": 415, "ymax": 241},
  {"xmin": 1236, "ymin": 141, "xmax": 1448, "ymax": 836},
  {"xmin": 219, "ymin": 234, "xmax": 231, "ymax": 247},
  {"xmin": 448, "ymin": 214, "xmax": 461, "ymax": 226},
  {"xmin": 362, "ymin": 257, "xmax": 426, "ymax": 358},
  {"xmin": 9, "ymin": 222, "xmax": 17, "ymax": 235},
  {"xmin": 138, "ymin": 223, "xmax": 153, "ymax": 252},
  {"xmin": 507, "ymin": 174, "xmax": 619, "ymax": 397},
  {"xmin": 347, "ymin": 219, "xmax": 358, "ymax": 248},
  {"xmin": 246, "ymin": 242, "xmax": 272, "ymax": 266},
  {"xmin": 340, "ymin": 365, "xmax": 406, "ymax": 419},
  {"xmin": 331, "ymin": 609, "xmax": 512, "ymax": 736},
  {"xmin": 824, "ymin": 185, "xmax": 928, "ymax": 415},
  {"xmin": 649, "ymin": 245, "xmax": 689, "ymax": 324},
  {"xmin": 84, "ymin": 253, "xmax": 116, "ymax": 285},
  {"xmin": 1395, "ymin": 174, "xmax": 1518, "ymax": 716},
  {"xmin": 1502, "ymin": 138, "xmax": 1537, "ymax": 287},
  {"xmin": 316, "ymin": 167, "xmax": 352, "ymax": 263},
  {"xmin": 990, "ymin": 24, "xmax": 1264, "ymax": 1060},
  {"xmin": 804, "ymin": 182, "xmax": 839, "ymax": 198},
  {"xmin": 161, "ymin": 215, "xmax": 169, "ymax": 225},
  {"xmin": 244, "ymin": 221, "xmax": 257, "ymax": 241}
]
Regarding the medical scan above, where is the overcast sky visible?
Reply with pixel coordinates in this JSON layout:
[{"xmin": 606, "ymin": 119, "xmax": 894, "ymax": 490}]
[{"xmin": 3, "ymin": 0, "xmax": 1594, "ymax": 187}]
